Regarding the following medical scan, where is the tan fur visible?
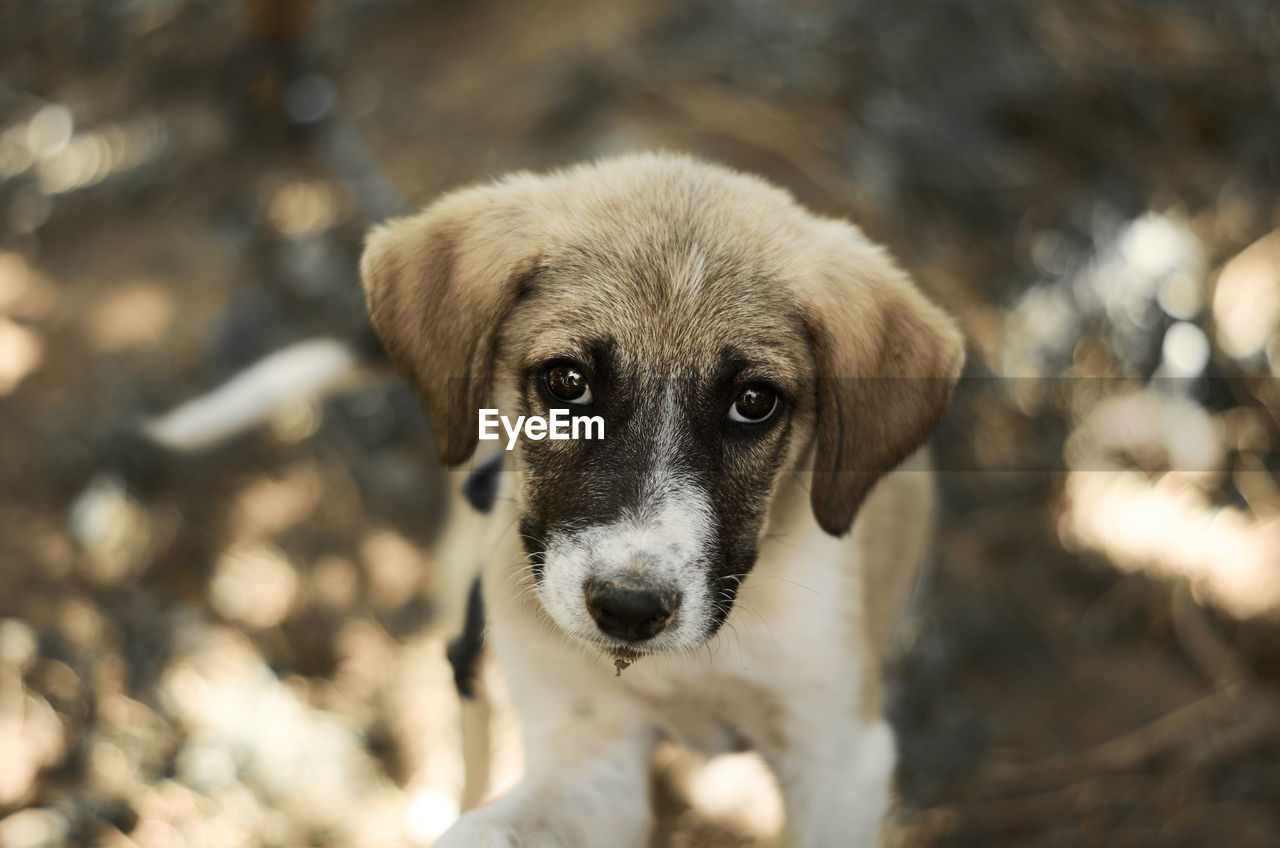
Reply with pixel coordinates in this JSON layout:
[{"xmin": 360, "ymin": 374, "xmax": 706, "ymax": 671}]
[{"xmin": 850, "ymin": 449, "xmax": 936, "ymax": 721}]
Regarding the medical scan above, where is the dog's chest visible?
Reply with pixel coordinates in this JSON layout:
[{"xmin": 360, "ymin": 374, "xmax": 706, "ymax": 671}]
[
  {"xmin": 626, "ymin": 538, "xmax": 864, "ymax": 754},
  {"xmin": 630, "ymin": 675, "xmax": 777, "ymax": 754}
]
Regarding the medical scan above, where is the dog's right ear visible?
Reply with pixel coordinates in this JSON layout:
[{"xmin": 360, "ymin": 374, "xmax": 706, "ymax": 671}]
[
  {"xmin": 360, "ymin": 180, "xmax": 543, "ymax": 466},
  {"xmin": 802, "ymin": 222, "xmax": 965, "ymax": 537}
]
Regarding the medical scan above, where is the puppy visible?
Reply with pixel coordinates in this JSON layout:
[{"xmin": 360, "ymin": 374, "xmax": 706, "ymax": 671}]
[{"xmin": 360, "ymin": 153, "xmax": 964, "ymax": 847}]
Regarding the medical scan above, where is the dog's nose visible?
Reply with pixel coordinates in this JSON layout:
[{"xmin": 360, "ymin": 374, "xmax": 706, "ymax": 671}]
[{"xmin": 585, "ymin": 580, "xmax": 679, "ymax": 642}]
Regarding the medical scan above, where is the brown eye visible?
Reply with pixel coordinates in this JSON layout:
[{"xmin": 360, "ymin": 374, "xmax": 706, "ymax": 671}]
[
  {"xmin": 728, "ymin": 384, "xmax": 778, "ymax": 424},
  {"xmin": 545, "ymin": 364, "xmax": 593, "ymax": 404}
]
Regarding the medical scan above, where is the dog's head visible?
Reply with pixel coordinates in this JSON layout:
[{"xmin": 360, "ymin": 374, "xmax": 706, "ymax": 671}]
[{"xmin": 362, "ymin": 154, "xmax": 963, "ymax": 659}]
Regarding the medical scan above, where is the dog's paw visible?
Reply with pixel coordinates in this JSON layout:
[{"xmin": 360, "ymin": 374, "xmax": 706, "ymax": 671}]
[{"xmin": 434, "ymin": 818, "xmax": 521, "ymax": 848}]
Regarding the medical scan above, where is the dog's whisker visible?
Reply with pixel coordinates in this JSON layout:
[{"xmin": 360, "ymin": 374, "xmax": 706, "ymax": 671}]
[
  {"xmin": 738, "ymin": 600, "xmax": 779, "ymax": 649},
  {"xmin": 742, "ymin": 573, "xmax": 820, "ymax": 596},
  {"xmin": 788, "ymin": 469, "xmax": 814, "ymax": 497}
]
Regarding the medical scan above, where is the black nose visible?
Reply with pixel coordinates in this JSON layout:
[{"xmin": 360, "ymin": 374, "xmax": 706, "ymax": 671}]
[{"xmin": 585, "ymin": 579, "xmax": 679, "ymax": 642}]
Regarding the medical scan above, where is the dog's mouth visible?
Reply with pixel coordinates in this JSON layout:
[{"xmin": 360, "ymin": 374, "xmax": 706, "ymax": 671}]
[
  {"xmin": 609, "ymin": 644, "xmax": 642, "ymax": 676},
  {"xmin": 553, "ymin": 618, "xmax": 691, "ymax": 672},
  {"xmin": 580, "ymin": 630, "xmax": 660, "ymax": 664}
]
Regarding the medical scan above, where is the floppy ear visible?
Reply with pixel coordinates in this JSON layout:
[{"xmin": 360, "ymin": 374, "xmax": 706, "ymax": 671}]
[
  {"xmin": 805, "ymin": 227, "xmax": 965, "ymax": 536},
  {"xmin": 360, "ymin": 179, "xmax": 543, "ymax": 466}
]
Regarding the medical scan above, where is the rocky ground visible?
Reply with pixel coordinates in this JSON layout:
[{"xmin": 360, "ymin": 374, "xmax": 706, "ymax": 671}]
[{"xmin": 2, "ymin": 1, "xmax": 1279, "ymax": 846}]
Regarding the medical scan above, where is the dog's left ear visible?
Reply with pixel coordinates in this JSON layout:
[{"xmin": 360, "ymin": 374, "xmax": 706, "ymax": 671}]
[
  {"xmin": 803, "ymin": 224, "xmax": 965, "ymax": 536},
  {"xmin": 360, "ymin": 177, "xmax": 544, "ymax": 466}
]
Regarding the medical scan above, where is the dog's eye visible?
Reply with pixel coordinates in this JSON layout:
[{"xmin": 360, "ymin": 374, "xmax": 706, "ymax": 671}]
[
  {"xmin": 728, "ymin": 384, "xmax": 778, "ymax": 424},
  {"xmin": 545, "ymin": 364, "xmax": 593, "ymax": 404}
]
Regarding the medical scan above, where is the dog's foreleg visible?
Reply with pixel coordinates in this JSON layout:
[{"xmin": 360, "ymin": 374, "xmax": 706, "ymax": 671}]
[
  {"xmin": 447, "ymin": 573, "xmax": 492, "ymax": 810},
  {"xmin": 437, "ymin": 708, "xmax": 658, "ymax": 848},
  {"xmin": 768, "ymin": 719, "xmax": 897, "ymax": 848},
  {"xmin": 457, "ymin": 679, "xmax": 493, "ymax": 811}
]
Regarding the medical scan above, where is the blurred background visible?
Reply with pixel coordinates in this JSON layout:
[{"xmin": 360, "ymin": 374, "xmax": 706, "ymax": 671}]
[{"xmin": 2, "ymin": 0, "xmax": 1279, "ymax": 845}]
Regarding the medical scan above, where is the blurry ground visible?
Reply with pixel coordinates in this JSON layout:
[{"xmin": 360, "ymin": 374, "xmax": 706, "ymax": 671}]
[{"xmin": 2, "ymin": 0, "xmax": 1280, "ymax": 846}]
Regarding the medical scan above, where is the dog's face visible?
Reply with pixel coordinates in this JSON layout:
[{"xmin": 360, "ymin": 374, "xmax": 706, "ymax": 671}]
[
  {"xmin": 498, "ymin": 251, "xmax": 816, "ymax": 655},
  {"xmin": 362, "ymin": 154, "xmax": 963, "ymax": 659}
]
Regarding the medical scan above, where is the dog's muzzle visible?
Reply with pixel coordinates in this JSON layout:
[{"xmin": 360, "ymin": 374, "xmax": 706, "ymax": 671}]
[{"xmin": 584, "ymin": 578, "xmax": 680, "ymax": 643}]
